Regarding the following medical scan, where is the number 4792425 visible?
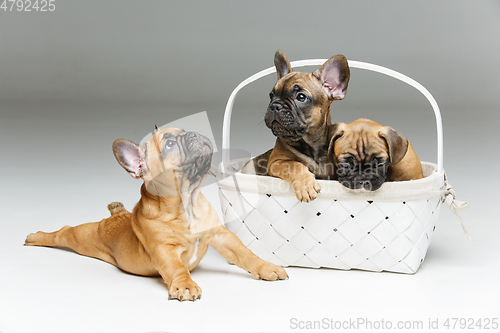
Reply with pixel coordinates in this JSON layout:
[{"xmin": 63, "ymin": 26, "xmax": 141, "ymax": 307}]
[{"xmin": 1, "ymin": 0, "xmax": 55, "ymax": 11}]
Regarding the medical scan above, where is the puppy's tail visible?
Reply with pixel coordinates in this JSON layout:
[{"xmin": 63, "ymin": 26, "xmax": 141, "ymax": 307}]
[{"xmin": 107, "ymin": 202, "xmax": 127, "ymax": 216}]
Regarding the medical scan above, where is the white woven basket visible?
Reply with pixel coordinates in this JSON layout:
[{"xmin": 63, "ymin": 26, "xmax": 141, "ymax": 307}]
[{"xmin": 217, "ymin": 60, "xmax": 458, "ymax": 274}]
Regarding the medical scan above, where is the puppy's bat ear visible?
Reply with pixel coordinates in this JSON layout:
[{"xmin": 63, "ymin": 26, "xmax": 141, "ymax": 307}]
[
  {"xmin": 313, "ymin": 55, "xmax": 350, "ymax": 100},
  {"xmin": 113, "ymin": 139, "xmax": 144, "ymax": 179},
  {"xmin": 274, "ymin": 50, "xmax": 293, "ymax": 79},
  {"xmin": 378, "ymin": 127, "xmax": 409, "ymax": 165},
  {"xmin": 327, "ymin": 123, "xmax": 345, "ymax": 162}
]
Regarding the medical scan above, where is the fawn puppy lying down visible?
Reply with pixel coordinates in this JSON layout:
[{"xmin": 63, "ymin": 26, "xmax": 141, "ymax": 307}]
[{"xmin": 25, "ymin": 127, "xmax": 287, "ymax": 301}]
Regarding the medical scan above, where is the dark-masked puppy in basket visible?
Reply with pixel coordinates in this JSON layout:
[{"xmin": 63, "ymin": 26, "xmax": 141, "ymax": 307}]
[
  {"xmin": 25, "ymin": 127, "xmax": 287, "ymax": 302},
  {"xmin": 328, "ymin": 118, "xmax": 423, "ymax": 191},
  {"xmin": 242, "ymin": 50, "xmax": 350, "ymax": 202}
]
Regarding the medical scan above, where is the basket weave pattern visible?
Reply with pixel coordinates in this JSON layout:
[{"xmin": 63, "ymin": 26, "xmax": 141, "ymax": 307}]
[{"xmin": 220, "ymin": 188, "xmax": 443, "ymax": 274}]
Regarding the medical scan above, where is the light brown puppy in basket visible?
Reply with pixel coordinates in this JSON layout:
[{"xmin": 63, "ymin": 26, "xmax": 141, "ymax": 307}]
[
  {"xmin": 25, "ymin": 127, "xmax": 287, "ymax": 301},
  {"xmin": 328, "ymin": 118, "xmax": 423, "ymax": 191}
]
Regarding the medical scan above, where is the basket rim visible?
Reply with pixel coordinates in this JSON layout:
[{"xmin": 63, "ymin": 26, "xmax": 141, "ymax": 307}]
[{"xmin": 217, "ymin": 161, "xmax": 446, "ymax": 201}]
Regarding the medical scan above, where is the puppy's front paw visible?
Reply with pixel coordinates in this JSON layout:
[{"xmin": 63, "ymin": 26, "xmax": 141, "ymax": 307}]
[
  {"xmin": 251, "ymin": 262, "xmax": 288, "ymax": 281},
  {"xmin": 292, "ymin": 175, "xmax": 321, "ymax": 202},
  {"xmin": 168, "ymin": 277, "xmax": 202, "ymax": 301}
]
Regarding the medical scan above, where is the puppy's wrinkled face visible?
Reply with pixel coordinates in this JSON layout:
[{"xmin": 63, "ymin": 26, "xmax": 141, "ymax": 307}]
[
  {"xmin": 334, "ymin": 135, "xmax": 390, "ymax": 191},
  {"xmin": 113, "ymin": 127, "xmax": 213, "ymax": 196},
  {"xmin": 329, "ymin": 119, "xmax": 408, "ymax": 192},
  {"xmin": 266, "ymin": 72, "xmax": 331, "ymax": 140},
  {"xmin": 265, "ymin": 50, "xmax": 350, "ymax": 141}
]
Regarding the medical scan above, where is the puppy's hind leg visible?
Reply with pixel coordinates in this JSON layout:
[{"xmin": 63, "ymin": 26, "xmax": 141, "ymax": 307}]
[
  {"xmin": 26, "ymin": 222, "xmax": 117, "ymax": 266},
  {"xmin": 24, "ymin": 202, "xmax": 128, "ymax": 267}
]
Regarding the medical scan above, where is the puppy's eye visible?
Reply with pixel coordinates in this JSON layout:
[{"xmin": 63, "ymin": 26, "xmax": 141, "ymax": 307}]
[
  {"xmin": 165, "ymin": 140, "xmax": 176, "ymax": 148},
  {"xmin": 296, "ymin": 93, "xmax": 307, "ymax": 102},
  {"xmin": 338, "ymin": 163, "xmax": 350, "ymax": 169}
]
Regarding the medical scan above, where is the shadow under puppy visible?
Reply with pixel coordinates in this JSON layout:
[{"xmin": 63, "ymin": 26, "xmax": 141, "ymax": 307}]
[
  {"xmin": 328, "ymin": 118, "xmax": 423, "ymax": 191},
  {"xmin": 25, "ymin": 127, "xmax": 287, "ymax": 301},
  {"xmin": 242, "ymin": 50, "xmax": 350, "ymax": 202}
]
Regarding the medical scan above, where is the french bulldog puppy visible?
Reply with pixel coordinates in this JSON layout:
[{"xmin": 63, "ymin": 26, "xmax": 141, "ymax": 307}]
[
  {"xmin": 243, "ymin": 50, "xmax": 350, "ymax": 202},
  {"xmin": 26, "ymin": 127, "xmax": 287, "ymax": 301},
  {"xmin": 328, "ymin": 118, "xmax": 423, "ymax": 191}
]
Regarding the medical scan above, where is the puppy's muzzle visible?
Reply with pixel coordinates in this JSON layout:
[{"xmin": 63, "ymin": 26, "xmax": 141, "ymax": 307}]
[
  {"xmin": 337, "ymin": 165, "xmax": 386, "ymax": 191},
  {"xmin": 265, "ymin": 102, "xmax": 305, "ymax": 139},
  {"xmin": 180, "ymin": 132, "xmax": 213, "ymax": 182},
  {"xmin": 183, "ymin": 132, "xmax": 212, "ymax": 156}
]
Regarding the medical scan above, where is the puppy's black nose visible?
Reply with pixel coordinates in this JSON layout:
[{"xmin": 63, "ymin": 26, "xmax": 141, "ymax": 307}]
[{"xmin": 269, "ymin": 103, "xmax": 283, "ymax": 113}]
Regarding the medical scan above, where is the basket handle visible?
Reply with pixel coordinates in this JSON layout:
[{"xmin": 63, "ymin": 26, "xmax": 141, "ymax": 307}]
[{"xmin": 222, "ymin": 59, "xmax": 444, "ymax": 175}]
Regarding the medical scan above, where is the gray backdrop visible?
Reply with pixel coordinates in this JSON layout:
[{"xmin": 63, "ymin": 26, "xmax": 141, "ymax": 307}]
[{"xmin": 2, "ymin": 1, "xmax": 499, "ymax": 108}]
